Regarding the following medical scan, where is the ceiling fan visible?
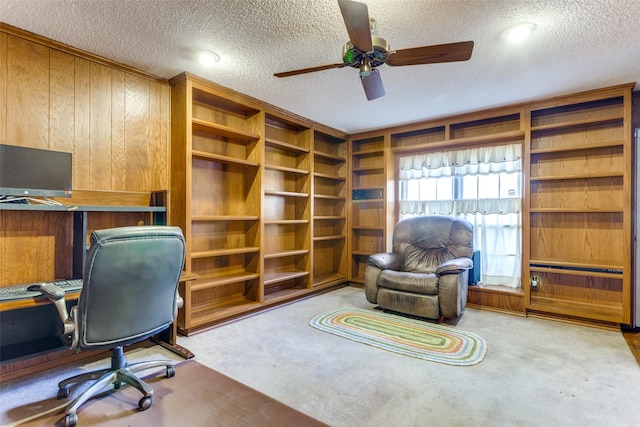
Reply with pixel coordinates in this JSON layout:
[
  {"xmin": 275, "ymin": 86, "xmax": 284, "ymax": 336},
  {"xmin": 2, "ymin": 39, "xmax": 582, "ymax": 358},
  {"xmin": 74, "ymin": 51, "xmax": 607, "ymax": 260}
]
[{"xmin": 274, "ymin": 0, "xmax": 474, "ymax": 101}]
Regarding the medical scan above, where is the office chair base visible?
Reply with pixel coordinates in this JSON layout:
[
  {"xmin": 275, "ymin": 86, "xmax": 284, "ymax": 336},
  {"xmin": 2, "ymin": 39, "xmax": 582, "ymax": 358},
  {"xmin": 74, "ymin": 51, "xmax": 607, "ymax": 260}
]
[
  {"xmin": 57, "ymin": 346, "xmax": 176, "ymax": 426},
  {"xmin": 64, "ymin": 412, "xmax": 77, "ymax": 427}
]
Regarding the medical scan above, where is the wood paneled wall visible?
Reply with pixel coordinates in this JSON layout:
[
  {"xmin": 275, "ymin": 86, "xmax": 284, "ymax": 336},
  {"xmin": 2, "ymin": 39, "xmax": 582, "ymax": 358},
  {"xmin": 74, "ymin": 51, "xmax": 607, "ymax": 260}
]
[{"xmin": 0, "ymin": 28, "xmax": 171, "ymax": 285}]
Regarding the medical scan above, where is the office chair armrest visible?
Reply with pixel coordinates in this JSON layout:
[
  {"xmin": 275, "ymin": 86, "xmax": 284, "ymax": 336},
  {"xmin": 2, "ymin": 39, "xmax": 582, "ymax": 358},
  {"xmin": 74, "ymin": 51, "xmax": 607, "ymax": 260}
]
[
  {"xmin": 176, "ymin": 293, "xmax": 184, "ymax": 309},
  {"xmin": 36, "ymin": 283, "xmax": 77, "ymax": 339},
  {"xmin": 174, "ymin": 292, "xmax": 184, "ymax": 318},
  {"xmin": 37, "ymin": 283, "xmax": 68, "ymax": 318}
]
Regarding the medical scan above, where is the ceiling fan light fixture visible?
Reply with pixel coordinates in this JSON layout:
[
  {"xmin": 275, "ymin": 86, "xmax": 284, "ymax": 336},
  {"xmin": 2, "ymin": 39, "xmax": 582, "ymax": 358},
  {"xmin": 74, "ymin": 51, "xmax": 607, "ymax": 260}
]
[
  {"xmin": 361, "ymin": 69, "xmax": 385, "ymax": 100},
  {"xmin": 501, "ymin": 22, "xmax": 536, "ymax": 43}
]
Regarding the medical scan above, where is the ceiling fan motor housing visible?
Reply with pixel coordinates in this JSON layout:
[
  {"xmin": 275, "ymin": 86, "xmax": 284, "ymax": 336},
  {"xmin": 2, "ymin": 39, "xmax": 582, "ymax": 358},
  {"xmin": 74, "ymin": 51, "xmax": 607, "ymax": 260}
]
[{"xmin": 342, "ymin": 36, "xmax": 390, "ymax": 68}]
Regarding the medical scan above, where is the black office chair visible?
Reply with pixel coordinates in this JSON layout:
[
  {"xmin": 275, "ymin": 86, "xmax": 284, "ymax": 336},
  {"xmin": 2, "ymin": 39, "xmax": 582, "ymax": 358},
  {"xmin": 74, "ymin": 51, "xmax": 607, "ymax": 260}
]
[{"xmin": 37, "ymin": 226, "xmax": 186, "ymax": 427}]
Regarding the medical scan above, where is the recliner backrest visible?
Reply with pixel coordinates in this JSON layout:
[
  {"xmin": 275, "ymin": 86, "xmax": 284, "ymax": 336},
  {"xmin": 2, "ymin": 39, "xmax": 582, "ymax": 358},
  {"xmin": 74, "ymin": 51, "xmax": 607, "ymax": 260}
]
[
  {"xmin": 392, "ymin": 216, "xmax": 473, "ymax": 273},
  {"xmin": 76, "ymin": 226, "xmax": 186, "ymax": 350}
]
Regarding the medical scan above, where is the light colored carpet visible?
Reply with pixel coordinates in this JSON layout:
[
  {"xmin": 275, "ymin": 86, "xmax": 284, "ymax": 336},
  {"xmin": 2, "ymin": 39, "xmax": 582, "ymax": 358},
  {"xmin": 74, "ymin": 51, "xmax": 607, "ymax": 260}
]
[{"xmin": 178, "ymin": 285, "xmax": 640, "ymax": 426}]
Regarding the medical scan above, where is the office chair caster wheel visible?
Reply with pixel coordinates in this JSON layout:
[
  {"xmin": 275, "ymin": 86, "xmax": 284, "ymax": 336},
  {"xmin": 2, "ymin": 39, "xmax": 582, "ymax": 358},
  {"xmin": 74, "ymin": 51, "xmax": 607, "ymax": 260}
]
[
  {"xmin": 166, "ymin": 365, "xmax": 175, "ymax": 378},
  {"xmin": 64, "ymin": 413, "xmax": 77, "ymax": 427},
  {"xmin": 57, "ymin": 386, "xmax": 69, "ymax": 399},
  {"xmin": 138, "ymin": 396, "xmax": 152, "ymax": 411}
]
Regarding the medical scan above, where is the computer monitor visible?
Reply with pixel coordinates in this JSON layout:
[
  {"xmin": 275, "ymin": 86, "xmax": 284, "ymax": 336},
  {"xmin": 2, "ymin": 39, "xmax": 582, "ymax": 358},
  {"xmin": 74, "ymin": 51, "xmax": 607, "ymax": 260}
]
[{"xmin": 0, "ymin": 144, "xmax": 72, "ymax": 199}]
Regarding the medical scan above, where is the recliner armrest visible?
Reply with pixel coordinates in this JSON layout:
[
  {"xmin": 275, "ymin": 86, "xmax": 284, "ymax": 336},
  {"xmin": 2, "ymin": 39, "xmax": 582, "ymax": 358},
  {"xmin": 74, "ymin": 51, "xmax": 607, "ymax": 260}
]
[
  {"xmin": 367, "ymin": 253, "xmax": 403, "ymax": 271},
  {"xmin": 436, "ymin": 257, "xmax": 473, "ymax": 276}
]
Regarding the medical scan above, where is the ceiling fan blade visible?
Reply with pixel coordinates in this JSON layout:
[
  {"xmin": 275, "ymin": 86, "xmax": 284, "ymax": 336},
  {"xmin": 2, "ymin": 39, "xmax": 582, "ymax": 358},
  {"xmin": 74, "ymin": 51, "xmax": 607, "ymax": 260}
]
[
  {"xmin": 386, "ymin": 41, "xmax": 474, "ymax": 66},
  {"xmin": 360, "ymin": 70, "xmax": 385, "ymax": 100},
  {"xmin": 274, "ymin": 63, "xmax": 346, "ymax": 78},
  {"xmin": 338, "ymin": 0, "xmax": 372, "ymax": 53}
]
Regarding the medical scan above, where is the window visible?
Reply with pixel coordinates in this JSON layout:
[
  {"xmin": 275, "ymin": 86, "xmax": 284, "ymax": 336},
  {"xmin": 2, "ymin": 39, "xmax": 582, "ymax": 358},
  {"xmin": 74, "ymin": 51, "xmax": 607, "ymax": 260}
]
[{"xmin": 398, "ymin": 143, "xmax": 522, "ymax": 287}]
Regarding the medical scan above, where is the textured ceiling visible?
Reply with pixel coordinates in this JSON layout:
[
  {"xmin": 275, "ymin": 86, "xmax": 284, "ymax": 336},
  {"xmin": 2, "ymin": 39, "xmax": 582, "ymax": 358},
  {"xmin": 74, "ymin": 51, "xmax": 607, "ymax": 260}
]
[{"xmin": 1, "ymin": 0, "xmax": 639, "ymax": 133}]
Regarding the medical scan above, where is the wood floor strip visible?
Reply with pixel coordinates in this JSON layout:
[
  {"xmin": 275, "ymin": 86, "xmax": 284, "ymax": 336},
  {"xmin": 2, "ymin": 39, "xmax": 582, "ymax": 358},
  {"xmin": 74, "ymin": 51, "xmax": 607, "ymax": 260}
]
[{"xmin": 6, "ymin": 360, "xmax": 327, "ymax": 427}]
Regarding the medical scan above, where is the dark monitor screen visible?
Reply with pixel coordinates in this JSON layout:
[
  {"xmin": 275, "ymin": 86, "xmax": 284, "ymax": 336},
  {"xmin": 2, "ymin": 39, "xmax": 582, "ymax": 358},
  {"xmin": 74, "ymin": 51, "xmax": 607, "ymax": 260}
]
[{"xmin": 0, "ymin": 144, "xmax": 72, "ymax": 198}]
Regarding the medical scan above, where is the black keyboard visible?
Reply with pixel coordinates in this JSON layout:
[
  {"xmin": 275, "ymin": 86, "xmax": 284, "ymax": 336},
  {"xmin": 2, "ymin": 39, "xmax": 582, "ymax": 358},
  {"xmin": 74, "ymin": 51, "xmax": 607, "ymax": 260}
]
[{"xmin": 0, "ymin": 279, "xmax": 83, "ymax": 302}]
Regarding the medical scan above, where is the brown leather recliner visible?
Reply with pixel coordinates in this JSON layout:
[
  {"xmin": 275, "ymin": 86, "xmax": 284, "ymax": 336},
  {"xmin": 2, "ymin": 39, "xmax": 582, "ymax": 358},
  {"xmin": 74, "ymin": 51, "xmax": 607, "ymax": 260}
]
[{"xmin": 364, "ymin": 215, "xmax": 474, "ymax": 322}]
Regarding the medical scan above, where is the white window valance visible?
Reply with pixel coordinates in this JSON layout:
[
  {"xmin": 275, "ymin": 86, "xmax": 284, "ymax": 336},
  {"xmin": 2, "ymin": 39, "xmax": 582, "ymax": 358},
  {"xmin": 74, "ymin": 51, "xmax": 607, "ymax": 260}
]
[{"xmin": 399, "ymin": 143, "xmax": 522, "ymax": 179}]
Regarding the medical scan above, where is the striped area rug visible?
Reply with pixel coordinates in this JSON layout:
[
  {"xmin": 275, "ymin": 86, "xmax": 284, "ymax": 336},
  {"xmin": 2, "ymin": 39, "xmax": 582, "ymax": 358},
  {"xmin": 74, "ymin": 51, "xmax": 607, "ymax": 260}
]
[{"xmin": 310, "ymin": 307, "xmax": 487, "ymax": 366}]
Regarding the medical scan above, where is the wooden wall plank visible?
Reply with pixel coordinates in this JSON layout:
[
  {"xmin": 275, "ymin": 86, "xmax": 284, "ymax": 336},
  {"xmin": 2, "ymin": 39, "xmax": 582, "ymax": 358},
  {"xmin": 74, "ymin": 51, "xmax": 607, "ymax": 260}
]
[
  {"xmin": 3, "ymin": 211, "xmax": 53, "ymax": 284},
  {"xmin": 158, "ymin": 81, "xmax": 170, "ymax": 190},
  {"xmin": 49, "ymin": 49, "xmax": 75, "ymax": 154},
  {"xmin": 89, "ymin": 62, "xmax": 113, "ymax": 189},
  {"xmin": 6, "ymin": 35, "xmax": 49, "ymax": 148},
  {"xmin": 124, "ymin": 74, "xmax": 150, "ymax": 191},
  {"xmin": 111, "ymin": 69, "xmax": 126, "ymax": 191},
  {"xmin": 74, "ymin": 57, "xmax": 91, "ymax": 190}
]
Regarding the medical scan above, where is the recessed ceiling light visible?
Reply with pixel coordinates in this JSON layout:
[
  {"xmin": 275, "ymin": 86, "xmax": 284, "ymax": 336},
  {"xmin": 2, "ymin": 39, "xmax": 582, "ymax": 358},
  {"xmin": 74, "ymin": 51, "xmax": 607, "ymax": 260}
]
[
  {"xmin": 501, "ymin": 22, "xmax": 536, "ymax": 43},
  {"xmin": 199, "ymin": 50, "xmax": 220, "ymax": 66}
]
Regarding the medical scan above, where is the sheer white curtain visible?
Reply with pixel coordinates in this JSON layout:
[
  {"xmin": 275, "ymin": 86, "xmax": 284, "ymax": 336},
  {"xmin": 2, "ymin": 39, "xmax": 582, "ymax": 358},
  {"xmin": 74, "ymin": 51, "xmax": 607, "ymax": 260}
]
[{"xmin": 399, "ymin": 143, "xmax": 522, "ymax": 288}]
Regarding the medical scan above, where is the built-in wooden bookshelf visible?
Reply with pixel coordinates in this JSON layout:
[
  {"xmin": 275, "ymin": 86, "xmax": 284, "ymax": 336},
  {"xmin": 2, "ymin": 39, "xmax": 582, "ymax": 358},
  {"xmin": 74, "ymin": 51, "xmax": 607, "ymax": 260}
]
[
  {"xmin": 263, "ymin": 114, "xmax": 312, "ymax": 304},
  {"xmin": 170, "ymin": 73, "xmax": 263, "ymax": 333},
  {"xmin": 524, "ymin": 85, "xmax": 633, "ymax": 324},
  {"xmin": 313, "ymin": 131, "xmax": 348, "ymax": 287},
  {"xmin": 348, "ymin": 134, "xmax": 388, "ymax": 283},
  {"xmin": 170, "ymin": 73, "xmax": 349, "ymax": 334}
]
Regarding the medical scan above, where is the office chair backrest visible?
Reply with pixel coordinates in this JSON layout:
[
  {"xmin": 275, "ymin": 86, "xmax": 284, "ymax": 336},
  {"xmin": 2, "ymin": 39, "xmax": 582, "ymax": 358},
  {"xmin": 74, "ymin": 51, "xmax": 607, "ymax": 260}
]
[{"xmin": 76, "ymin": 226, "xmax": 185, "ymax": 350}]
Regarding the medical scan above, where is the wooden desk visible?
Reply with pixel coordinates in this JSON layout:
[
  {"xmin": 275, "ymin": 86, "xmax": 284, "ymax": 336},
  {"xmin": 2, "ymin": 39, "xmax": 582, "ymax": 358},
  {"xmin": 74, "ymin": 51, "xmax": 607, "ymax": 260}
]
[
  {"xmin": 0, "ymin": 190, "xmax": 197, "ymax": 381},
  {"xmin": 0, "ymin": 290, "xmax": 81, "ymax": 312},
  {"xmin": 0, "ymin": 272, "xmax": 197, "ymax": 382},
  {"xmin": 0, "ymin": 272, "xmax": 198, "ymax": 335}
]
